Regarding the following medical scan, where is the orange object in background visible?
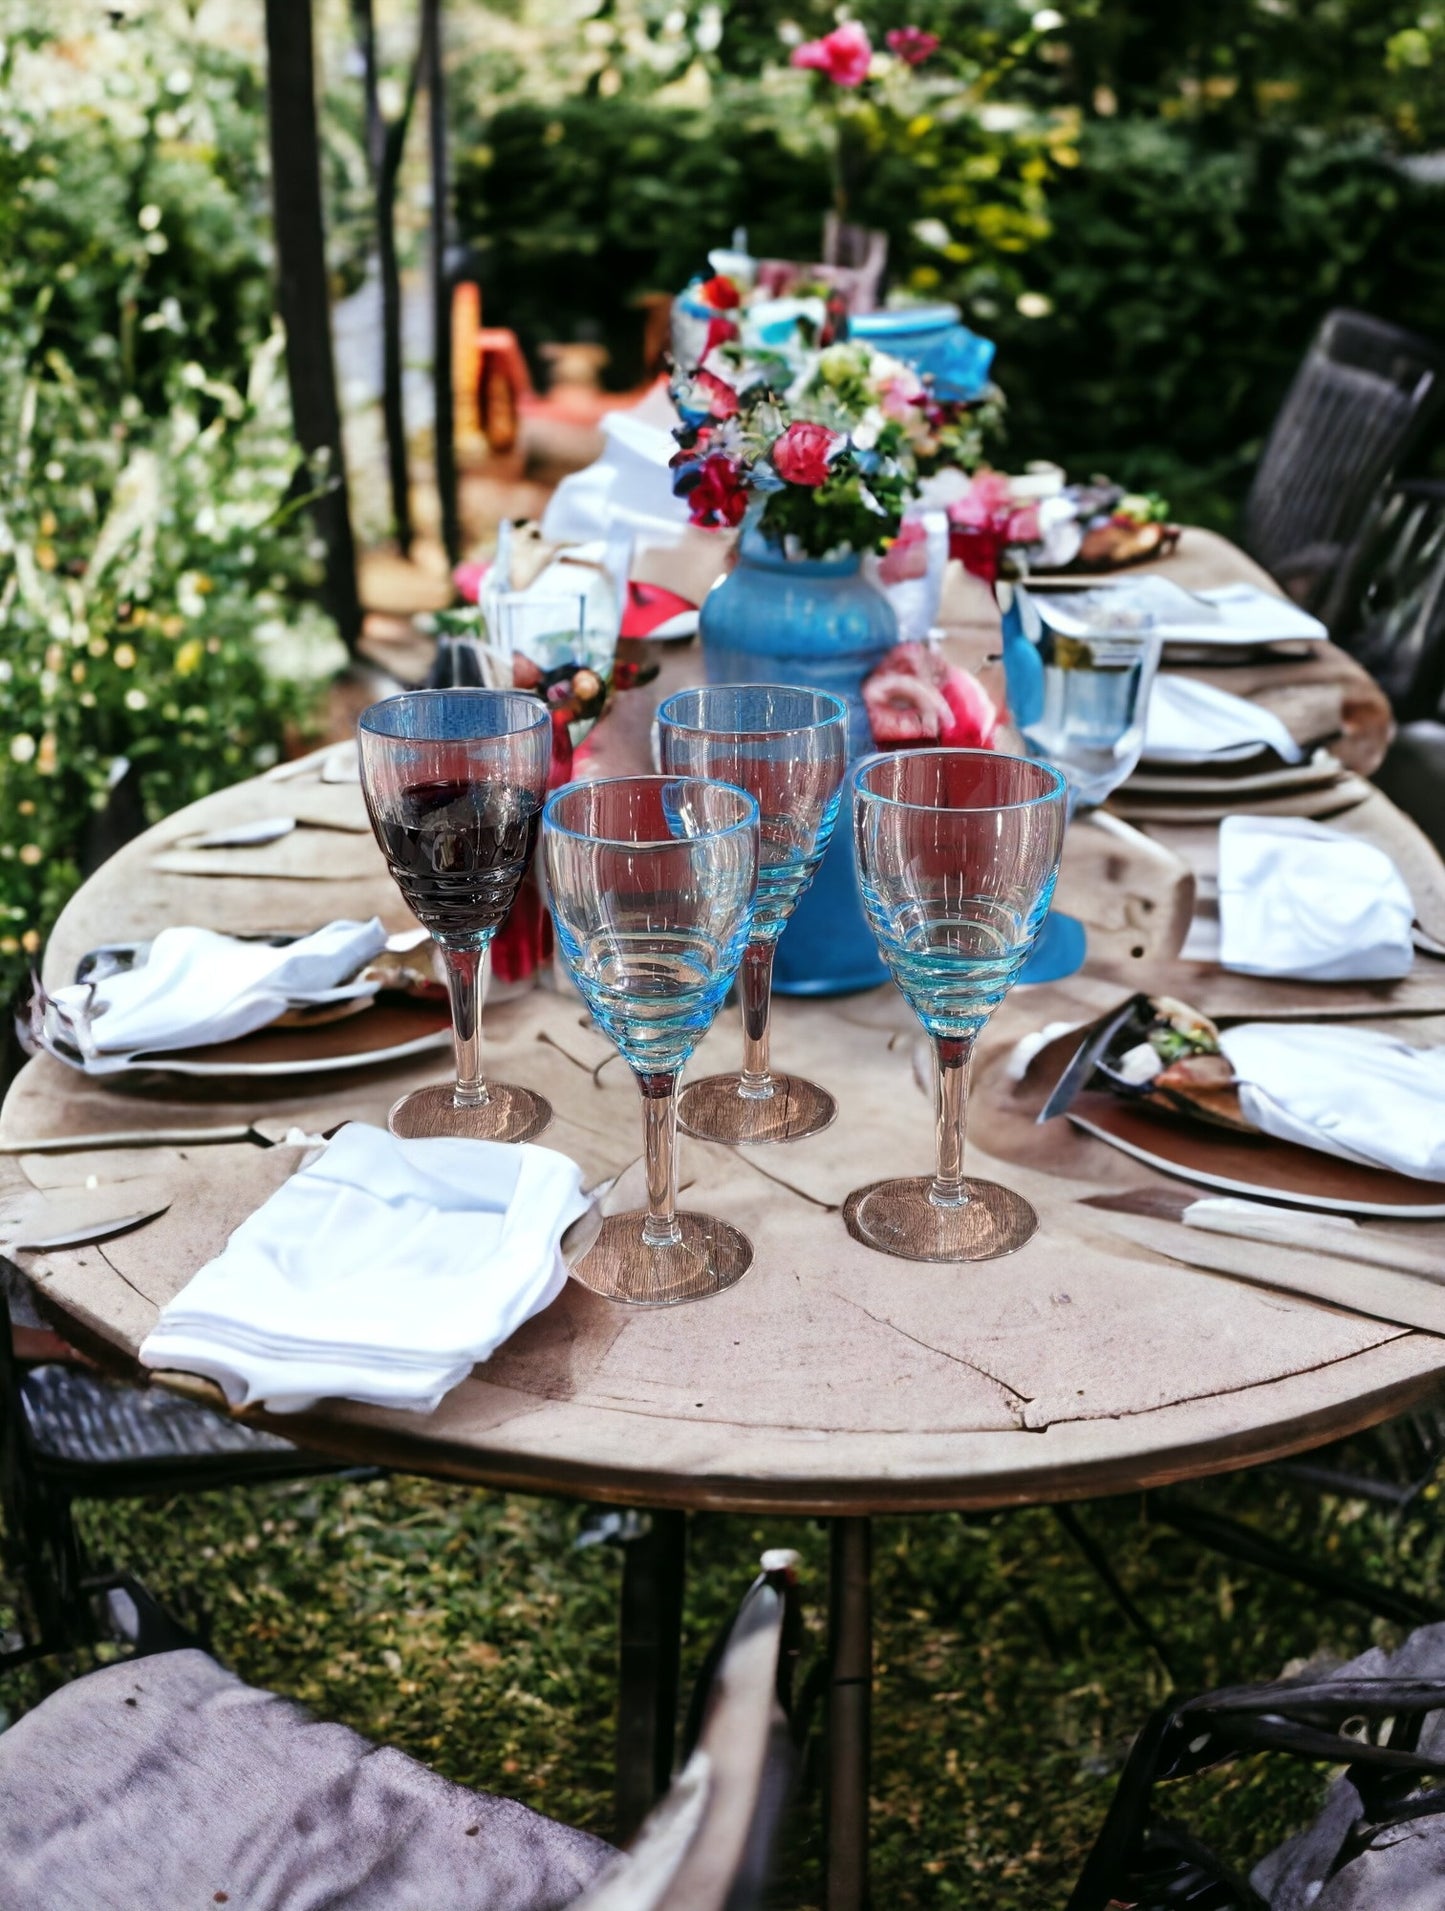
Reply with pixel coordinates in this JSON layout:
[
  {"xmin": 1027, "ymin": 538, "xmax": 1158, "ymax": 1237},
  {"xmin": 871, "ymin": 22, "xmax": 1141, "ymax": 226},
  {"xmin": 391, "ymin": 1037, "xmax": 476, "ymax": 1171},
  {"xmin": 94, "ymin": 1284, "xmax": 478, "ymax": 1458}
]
[{"xmin": 452, "ymin": 280, "xmax": 535, "ymax": 457}]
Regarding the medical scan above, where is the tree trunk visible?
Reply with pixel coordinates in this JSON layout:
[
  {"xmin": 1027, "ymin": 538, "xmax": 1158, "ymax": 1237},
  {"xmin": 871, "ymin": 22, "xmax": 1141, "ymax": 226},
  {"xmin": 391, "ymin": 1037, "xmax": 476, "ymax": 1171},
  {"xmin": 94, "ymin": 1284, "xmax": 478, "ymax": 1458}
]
[{"xmin": 423, "ymin": 0, "xmax": 461, "ymax": 570}]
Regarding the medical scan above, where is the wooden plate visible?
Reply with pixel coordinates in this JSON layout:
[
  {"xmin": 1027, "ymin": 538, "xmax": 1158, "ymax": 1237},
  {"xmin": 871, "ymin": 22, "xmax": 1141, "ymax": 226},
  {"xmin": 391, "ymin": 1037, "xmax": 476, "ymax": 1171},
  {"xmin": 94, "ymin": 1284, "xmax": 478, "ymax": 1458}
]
[
  {"xmin": 1024, "ymin": 1029, "xmax": 1445, "ymax": 1217},
  {"xmin": 115, "ymin": 997, "xmax": 452, "ymax": 1081}
]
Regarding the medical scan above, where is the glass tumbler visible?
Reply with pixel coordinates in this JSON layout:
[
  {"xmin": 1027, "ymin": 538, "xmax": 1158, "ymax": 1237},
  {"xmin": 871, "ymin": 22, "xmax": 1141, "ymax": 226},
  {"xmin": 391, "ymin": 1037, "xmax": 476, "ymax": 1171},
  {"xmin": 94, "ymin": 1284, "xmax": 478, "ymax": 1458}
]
[
  {"xmin": 1002, "ymin": 597, "xmax": 1163, "ymax": 983},
  {"xmin": 358, "ymin": 688, "xmax": 553, "ymax": 1143},
  {"xmin": 847, "ymin": 749, "xmax": 1067, "ymax": 1262},
  {"xmin": 543, "ymin": 775, "xmax": 759, "ymax": 1306},
  {"xmin": 657, "ymin": 685, "xmax": 849, "ymax": 1144}
]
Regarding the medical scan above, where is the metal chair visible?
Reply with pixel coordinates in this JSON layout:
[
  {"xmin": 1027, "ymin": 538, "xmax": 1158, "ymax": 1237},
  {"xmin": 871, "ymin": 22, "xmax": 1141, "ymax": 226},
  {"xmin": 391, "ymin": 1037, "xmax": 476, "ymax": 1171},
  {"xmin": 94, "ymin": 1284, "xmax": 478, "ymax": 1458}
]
[
  {"xmin": 1341, "ymin": 477, "xmax": 1445, "ymax": 720},
  {"xmin": 0, "ymin": 1550, "xmax": 802, "ymax": 1911},
  {"xmin": 1242, "ymin": 309, "xmax": 1444, "ymax": 629},
  {"xmin": 0, "ymin": 1260, "xmax": 353, "ymax": 1669},
  {"xmin": 1068, "ymin": 1631, "xmax": 1445, "ymax": 1911}
]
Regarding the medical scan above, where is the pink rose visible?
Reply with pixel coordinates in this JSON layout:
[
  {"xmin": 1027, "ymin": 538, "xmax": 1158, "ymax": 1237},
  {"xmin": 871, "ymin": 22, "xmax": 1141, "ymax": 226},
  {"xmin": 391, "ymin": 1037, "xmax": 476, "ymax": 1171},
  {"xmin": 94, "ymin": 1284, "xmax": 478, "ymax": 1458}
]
[
  {"xmin": 772, "ymin": 420, "xmax": 844, "ymax": 487},
  {"xmin": 694, "ymin": 368, "xmax": 739, "ymax": 420},
  {"xmin": 947, "ymin": 470, "xmax": 1013, "ymax": 528},
  {"xmin": 885, "ymin": 25, "xmax": 940, "ymax": 66},
  {"xmin": 876, "ymin": 517, "xmax": 928, "ymax": 585},
  {"xmin": 791, "ymin": 22, "xmax": 873, "ymax": 87}
]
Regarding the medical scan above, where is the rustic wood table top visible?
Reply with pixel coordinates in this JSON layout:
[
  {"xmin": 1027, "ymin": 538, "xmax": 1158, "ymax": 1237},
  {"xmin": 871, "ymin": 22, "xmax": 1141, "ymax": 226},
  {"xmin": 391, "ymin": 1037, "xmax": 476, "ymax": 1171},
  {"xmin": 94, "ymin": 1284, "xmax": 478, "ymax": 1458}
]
[{"xmin": 4, "ymin": 531, "xmax": 1443, "ymax": 1517}]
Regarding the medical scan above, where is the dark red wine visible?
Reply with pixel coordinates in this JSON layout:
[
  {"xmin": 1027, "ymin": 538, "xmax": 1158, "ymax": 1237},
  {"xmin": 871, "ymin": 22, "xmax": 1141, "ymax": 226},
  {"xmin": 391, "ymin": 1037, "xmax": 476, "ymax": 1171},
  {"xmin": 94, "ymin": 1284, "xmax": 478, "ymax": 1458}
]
[{"xmin": 367, "ymin": 778, "xmax": 541, "ymax": 941}]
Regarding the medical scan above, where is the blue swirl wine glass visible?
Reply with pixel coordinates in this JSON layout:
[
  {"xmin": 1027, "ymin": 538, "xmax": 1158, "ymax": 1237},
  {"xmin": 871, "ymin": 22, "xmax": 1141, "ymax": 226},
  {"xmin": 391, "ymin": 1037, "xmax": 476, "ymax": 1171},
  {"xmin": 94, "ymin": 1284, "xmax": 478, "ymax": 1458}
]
[
  {"xmin": 358, "ymin": 688, "xmax": 553, "ymax": 1143},
  {"xmin": 657, "ymin": 685, "xmax": 849, "ymax": 1145},
  {"xmin": 543, "ymin": 774, "xmax": 759, "ymax": 1305},
  {"xmin": 848, "ymin": 749, "xmax": 1067, "ymax": 1262}
]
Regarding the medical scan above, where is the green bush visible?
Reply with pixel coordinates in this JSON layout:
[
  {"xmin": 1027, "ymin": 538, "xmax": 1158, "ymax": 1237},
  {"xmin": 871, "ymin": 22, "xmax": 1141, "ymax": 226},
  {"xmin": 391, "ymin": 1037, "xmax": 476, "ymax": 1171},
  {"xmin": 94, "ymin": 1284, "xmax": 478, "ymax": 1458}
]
[{"xmin": 978, "ymin": 121, "xmax": 1445, "ymax": 527}]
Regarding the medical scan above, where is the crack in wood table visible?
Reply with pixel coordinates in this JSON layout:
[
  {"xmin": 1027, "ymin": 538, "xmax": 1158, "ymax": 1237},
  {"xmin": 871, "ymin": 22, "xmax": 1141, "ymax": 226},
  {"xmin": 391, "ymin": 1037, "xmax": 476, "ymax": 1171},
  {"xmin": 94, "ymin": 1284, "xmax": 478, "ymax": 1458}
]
[{"xmin": 3, "ymin": 532, "xmax": 1441, "ymax": 1908}]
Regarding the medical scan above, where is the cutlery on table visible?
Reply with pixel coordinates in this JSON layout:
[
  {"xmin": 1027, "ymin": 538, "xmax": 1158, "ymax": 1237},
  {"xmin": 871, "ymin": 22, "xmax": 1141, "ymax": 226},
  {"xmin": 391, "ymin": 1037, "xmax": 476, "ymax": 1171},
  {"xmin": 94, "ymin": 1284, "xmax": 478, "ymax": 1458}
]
[
  {"xmin": 1, "ymin": 1201, "xmax": 171, "ymax": 1253},
  {"xmin": 1036, "ymin": 995, "xmax": 1145, "ymax": 1124}
]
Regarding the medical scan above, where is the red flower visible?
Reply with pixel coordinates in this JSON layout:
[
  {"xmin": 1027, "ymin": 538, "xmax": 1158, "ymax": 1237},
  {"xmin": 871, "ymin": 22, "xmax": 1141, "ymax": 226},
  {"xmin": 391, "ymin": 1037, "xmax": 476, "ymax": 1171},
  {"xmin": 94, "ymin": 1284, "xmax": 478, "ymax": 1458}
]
[
  {"xmin": 694, "ymin": 368, "xmax": 739, "ymax": 420},
  {"xmin": 885, "ymin": 25, "xmax": 940, "ymax": 66},
  {"xmin": 687, "ymin": 454, "xmax": 749, "ymax": 529},
  {"xmin": 699, "ymin": 274, "xmax": 741, "ymax": 309},
  {"xmin": 790, "ymin": 22, "xmax": 873, "ymax": 87},
  {"xmin": 772, "ymin": 420, "xmax": 844, "ymax": 488}
]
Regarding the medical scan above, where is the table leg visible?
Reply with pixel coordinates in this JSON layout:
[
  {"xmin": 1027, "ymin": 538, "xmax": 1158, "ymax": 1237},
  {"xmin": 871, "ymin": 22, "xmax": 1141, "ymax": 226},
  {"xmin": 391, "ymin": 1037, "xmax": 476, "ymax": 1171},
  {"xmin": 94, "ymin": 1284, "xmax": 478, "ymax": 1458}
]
[
  {"xmin": 826, "ymin": 1516, "xmax": 872, "ymax": 1911},
  {"xmin": 614, "ymin": 1508, "xmax": 687, "ymax": 1842}
]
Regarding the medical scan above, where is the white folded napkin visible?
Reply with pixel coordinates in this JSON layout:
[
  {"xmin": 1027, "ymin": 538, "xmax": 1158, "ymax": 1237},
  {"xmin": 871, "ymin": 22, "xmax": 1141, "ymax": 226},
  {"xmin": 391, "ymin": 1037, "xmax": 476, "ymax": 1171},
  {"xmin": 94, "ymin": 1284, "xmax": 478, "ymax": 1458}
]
[
  {"xmin": 1217, "ymin": 816, "xmax": 1414, "ymax": 982},
  {"xmin": 1143, "ymin": 675, "xmax": 1305, "ymax": 764},
  {"xmin": 139, "ymin": 1125, "xmax": 590, "ymax": 1413},
  {"xmin": 43, "ymin": 919, "xmax": 387, "ymax": 1073},
  {"xmin": 540, "ymin": 408, "xmax": 691, "ymax": 546},
  {"xmin": 1219, "ymin": 1023, "xmax": 1445, "ymax": 1182}
]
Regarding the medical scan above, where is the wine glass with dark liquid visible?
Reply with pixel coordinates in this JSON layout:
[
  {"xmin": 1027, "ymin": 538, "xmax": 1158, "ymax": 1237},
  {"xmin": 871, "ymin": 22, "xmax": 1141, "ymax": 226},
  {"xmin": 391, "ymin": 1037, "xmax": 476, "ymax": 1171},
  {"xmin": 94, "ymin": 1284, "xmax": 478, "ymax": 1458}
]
[{"xmin": 358, "ymin": 689, "xmax": 553, "ymax": 1142}]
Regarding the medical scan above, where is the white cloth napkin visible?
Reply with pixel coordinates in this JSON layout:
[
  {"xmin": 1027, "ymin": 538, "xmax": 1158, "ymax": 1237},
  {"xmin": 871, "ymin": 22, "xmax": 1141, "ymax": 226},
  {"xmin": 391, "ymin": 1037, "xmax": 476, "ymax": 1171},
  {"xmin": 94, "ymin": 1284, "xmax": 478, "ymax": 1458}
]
[
  {"xmin": 1217, "ymin": 817, "xmax": 1415, "ymax": 982},
  {"xmin": 139, "ymin": 1125, "xmax": 590, "ymax": 1413},
  {"xmin": 541, "ymin": 407, "xmax": 691, "ymax": 547},
  {"xmin": 1219, "ymin": 1023, "xmax": 1445, "ymax": 1182},
  {"xmin": 43, "ymin": 919, "xmax": 387, "ymax": 1073},
  {"xmin": 1143, "ymin": 675, "xmax": 1304, "ymax": 764}
]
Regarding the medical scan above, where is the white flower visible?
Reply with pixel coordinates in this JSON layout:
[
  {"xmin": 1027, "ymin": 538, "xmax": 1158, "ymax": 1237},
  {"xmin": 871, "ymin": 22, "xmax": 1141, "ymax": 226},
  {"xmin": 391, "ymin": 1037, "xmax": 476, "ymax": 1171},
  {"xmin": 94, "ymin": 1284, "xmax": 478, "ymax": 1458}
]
[
  {"xmin": 124, "ymin": 688, "xmax": 148, "ymax": 712},
  {"xmin": 137, "ymin": 203, "xmax": 162, "ymax": 231},
  {"xmin": 1016, "ymin": 292, "xmax": 1054, "ymax": 319},
  {"xmin": 1031, "ymin": 8, "xmax": 1064, "ymax": 30},
  {"xmin": 10, "ymin": 734, "xmax": 36, "ymax": 763},
  {"xmin": 852, "ymin": 407, "xmax": 886, "ymax": 452},
  {"xmin": 912, "ymin": 218, "xmax": 952, "ymax": 250}
]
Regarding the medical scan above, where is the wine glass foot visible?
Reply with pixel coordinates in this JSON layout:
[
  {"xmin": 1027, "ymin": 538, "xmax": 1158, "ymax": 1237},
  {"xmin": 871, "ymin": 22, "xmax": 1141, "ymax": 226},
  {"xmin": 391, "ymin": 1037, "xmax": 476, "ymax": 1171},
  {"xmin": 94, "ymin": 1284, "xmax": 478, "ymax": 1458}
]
[
  {"xmin": 569, "ymin": 1211, "xmax": 753, "ymax": 1306},
  {"xmin": 843, "ymin": 1176, "xmax": 1038, "ymax": 1263},
  {"xmin": 678, "ymin": 1072, "xmax": 837, "ymax": 1145},
  {"xmin": 386, "ymin": 1081, "xmax": 553, "ymax": 1144}
]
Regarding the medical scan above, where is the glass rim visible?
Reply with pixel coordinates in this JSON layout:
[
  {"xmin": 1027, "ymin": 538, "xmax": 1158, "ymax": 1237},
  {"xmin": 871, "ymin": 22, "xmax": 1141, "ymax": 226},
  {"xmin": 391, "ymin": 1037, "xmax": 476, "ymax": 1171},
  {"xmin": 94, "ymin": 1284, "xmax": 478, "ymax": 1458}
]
[
  {"xmin": 852, "ymin": 747, "xmax": 1068, "ymax": 814},
  {"xmin": 542, "ymin": 772, "xmax": 759, "ymax": 849},
  {"xmin": 657, "ymin": 683, "xmax": 850, "ymax": 743},
  {"xmin": 358, "ymin": 686, "xmax": 550, "ymax": 742}
]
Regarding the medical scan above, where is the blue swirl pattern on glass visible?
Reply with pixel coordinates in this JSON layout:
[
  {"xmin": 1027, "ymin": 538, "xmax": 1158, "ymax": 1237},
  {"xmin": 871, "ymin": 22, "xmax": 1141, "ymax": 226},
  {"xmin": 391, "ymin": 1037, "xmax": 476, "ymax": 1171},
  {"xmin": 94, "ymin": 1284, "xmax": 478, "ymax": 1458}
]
[{"xmin": 543, "ymin": 776, "xmax": 758, "ymax": 1079}]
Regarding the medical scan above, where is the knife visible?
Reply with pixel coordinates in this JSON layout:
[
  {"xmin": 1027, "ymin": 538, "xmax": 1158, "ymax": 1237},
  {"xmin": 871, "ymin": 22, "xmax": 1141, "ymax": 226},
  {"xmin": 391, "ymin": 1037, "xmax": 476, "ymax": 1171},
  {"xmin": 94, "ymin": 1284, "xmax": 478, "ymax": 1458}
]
[
  {"xmin": 1036, "ymin": 994, "xmax": 1144, "ymax": 1124},
  {"xmin": 3, "ymin": 1203, "xmax": 171, "ymax": 1252}
]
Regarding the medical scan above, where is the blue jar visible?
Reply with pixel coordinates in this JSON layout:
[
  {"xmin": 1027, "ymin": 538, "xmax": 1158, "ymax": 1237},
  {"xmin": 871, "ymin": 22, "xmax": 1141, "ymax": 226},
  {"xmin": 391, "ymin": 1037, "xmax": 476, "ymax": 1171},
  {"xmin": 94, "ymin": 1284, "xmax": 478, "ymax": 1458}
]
[
  {"xmin": 849, "ymin": 303, "xmax": 995, "ymax": 403},
  {"xmin": 700, "ymin": 528, "xmax": 897, "ymax": 995}
]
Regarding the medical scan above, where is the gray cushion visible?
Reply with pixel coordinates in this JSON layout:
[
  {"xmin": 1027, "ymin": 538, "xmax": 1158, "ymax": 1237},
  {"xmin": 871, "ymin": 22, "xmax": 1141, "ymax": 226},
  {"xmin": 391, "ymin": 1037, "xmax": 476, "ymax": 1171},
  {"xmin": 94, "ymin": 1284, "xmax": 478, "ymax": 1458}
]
[{"xmin": 0, "ymin": 1648, "xmax": 613, "ymax": 1910}]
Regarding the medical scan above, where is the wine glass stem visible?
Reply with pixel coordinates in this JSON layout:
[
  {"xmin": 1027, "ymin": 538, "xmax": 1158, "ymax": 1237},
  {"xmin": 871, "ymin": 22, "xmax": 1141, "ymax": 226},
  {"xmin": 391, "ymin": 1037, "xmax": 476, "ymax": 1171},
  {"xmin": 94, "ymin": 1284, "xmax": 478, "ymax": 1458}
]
[
  {"xmin": 638, "ymin": 1070, "xmax": 683, "ymax": 1249},
  {"xmin": 930, "ymin": 1034, "xmax": 974, "ymax": 1210},
  {"xmin": 440, "ymin": 940, "xmax": 490, "ymax": 1109},
  {"xmin": 738, "ymin": 938, "xmax": 776, "ymax": 1101}
]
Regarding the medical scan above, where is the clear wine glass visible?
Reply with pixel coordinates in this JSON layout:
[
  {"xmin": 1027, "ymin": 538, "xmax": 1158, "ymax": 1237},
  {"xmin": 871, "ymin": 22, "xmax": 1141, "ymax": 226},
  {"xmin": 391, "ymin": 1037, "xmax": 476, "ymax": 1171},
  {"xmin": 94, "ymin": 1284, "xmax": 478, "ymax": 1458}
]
[
  {"xmin": 847, "ymin": 748, "xmax": 1067, "ymax": 1262},
  {"xmin": 657, "ymin": 685, "xmax": 849, "ymax": 1145},
  {"xmin": 1001, "ymin": 594, "xmax": 1163, "ymax": 982},
  {"xmin": 543, "ymin": 774, "xmax": 759, "ymax": 1305},
  {"xmin": 358, "ymin": 688, "xmax": 553, "ymax": 1143}
]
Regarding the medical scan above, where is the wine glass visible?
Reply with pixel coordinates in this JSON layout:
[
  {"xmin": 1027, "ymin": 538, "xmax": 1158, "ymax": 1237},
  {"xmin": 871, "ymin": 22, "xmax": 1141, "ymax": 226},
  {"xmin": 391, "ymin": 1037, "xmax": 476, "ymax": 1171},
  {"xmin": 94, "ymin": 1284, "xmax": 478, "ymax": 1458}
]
[
  {"xmin": 358, "ymin": 688, "xmax": 553, "ymax": 1143},
  {"xmin": 847, "ymin": 748, "xmax": 1067, "ymax": 1262},
  {"xmin": 543, "ymin": 775, "xmax": 759, "ymax": 1305},
  {"xmin": 1001, "ymin": 591, "xmax": 1162, "ymax": 982},
  {"xmin": 657, "ymin": 685, "xmax": 849, "ymax": 1145}
]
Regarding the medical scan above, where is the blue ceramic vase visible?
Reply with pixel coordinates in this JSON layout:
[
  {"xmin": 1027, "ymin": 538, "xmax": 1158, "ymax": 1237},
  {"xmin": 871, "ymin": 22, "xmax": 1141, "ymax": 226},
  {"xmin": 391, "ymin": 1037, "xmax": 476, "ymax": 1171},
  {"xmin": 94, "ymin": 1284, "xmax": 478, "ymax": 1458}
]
[{"xmin": 699, "ymin": 528, "xmax": 897, "ymax": 994}]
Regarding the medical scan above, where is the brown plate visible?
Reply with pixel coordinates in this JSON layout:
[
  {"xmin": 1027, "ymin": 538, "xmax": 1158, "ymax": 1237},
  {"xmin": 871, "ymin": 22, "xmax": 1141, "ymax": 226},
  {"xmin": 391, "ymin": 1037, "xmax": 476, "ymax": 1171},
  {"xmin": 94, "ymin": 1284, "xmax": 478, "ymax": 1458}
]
[
  {"xmin": 121, "ymin": 996, "xmax": 452, "ymax": 1081},
  {"xmin": 1024, "ymin": 1028, "xmax": 1445, "ymax": 1217}
]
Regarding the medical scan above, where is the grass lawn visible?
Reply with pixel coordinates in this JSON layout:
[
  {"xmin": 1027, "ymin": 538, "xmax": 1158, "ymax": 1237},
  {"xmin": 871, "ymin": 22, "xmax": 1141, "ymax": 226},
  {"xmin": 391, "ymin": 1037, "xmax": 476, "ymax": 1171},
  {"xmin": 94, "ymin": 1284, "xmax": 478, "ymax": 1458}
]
[{"xmin": 3, "ymin": 1454, "xmax": 1442, "ymax": 1906}]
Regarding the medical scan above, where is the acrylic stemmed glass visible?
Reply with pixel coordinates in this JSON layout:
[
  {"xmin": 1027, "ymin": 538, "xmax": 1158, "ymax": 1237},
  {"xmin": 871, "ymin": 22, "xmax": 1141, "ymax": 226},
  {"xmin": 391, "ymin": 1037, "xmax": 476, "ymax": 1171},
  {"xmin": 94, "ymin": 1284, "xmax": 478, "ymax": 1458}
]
[
  {"xmin": 358, "ymin": 688, "xmax": 553, "ymax": 1143},
  {"xmin": 847, "ymin": 749, "xmax": 1067, "ymax": 1262},
  {"xmin": 657, "ymin": 685, "xmax": 849, "ymax": 1145},
  {"xmin": 543, "ymin": 774, "xmax": 759, "ymax": 1305}
]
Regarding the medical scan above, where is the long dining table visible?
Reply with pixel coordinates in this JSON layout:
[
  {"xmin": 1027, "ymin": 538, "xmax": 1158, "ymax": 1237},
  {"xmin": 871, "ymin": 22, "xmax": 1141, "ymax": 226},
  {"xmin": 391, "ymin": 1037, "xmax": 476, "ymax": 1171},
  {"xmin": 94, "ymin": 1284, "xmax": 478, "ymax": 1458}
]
[{"xmin": 4, "ymin": 525, "xmax": 1445, "ymax": 1908}]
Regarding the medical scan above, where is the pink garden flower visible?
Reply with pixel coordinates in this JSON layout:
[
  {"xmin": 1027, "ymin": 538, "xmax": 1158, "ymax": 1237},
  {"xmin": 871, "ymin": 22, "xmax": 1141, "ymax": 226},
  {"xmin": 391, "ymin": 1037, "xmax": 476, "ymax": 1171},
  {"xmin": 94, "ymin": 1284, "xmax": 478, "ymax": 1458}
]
[
  {"xmin": 885, "ymin": 25, "xmax": 940, "ymax": 66},
  {"xmin": 791, "ymin": 22, "xmax": 873, "ymax": 87},
  {"xmin": 686, "ymin": 454, "xmax": 749, "ymax": 529},
  {"xmin": 693, "ymin": 368, "xmax": 740, "ymax": 420},
  {"xmin": 772, "ymin": 420, "xmax": 845, "ymax": 487}
]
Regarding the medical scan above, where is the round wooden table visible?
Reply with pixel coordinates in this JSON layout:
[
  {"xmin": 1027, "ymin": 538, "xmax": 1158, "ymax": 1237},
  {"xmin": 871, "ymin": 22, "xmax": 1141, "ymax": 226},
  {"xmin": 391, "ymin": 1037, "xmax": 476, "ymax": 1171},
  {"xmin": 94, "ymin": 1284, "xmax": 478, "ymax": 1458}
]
[{"xmin": 5, "ymin": 540, "xmax": 1444, "ymax": 1905}]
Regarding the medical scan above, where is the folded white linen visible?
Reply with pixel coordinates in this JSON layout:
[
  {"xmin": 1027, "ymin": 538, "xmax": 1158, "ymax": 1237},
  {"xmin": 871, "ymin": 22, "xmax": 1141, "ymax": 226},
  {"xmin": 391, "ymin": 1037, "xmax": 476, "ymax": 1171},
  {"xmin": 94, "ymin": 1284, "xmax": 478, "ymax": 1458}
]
[
  {"xmin": 1219, "ymin": 1023, "xmax": 1445, "ymax": 1181},
  {"xmin": 43, "ymin": 919, "xmax": 387, "ymax": 1073},
  {"xmin": 1217, "ymin": 816, "xmax": 1415, "ymax": 982},
  {"xmin": 1143, "ymin": 675, "xmax": 1305, "ymax": 764},
  {"xmin": 139, "ymin": 1125, "xmax": 591, "ymax": 1413},
  {"xmin": 540, "ymin": 408, "xmax": 691, "ymax": 547}
]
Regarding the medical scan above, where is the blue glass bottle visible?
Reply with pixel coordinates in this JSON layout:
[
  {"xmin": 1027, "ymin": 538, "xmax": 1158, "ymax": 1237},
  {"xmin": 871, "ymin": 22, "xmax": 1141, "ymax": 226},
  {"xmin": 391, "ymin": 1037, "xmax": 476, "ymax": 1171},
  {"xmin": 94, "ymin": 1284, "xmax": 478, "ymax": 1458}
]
[{"xmin": 699, "ymin": 528, "xmax": 897, "ymax": 993}]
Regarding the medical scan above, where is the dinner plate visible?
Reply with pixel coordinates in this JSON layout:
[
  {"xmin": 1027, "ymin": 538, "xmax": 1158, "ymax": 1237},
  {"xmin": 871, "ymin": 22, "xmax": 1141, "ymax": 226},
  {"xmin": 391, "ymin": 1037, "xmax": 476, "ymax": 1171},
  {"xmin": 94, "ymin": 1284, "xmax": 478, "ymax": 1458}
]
[
  {"xmin": 1125, "ymin": 748, "xmax": 1344, "ymax": 797},
  {"xmin": 1025, "ymin": 1029, "xmax": 1445, "ymax": 1217}
]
